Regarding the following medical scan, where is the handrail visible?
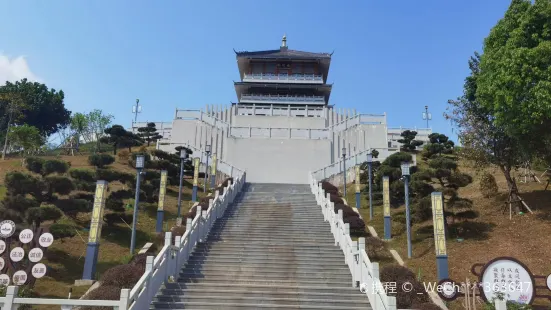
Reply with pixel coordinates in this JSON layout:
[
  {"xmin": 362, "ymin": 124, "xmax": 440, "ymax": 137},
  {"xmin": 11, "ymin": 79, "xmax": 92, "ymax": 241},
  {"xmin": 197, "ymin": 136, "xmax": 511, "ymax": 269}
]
[
  {"xmin": 241, "ymin": 94, "xmax": 325, "ymax": 103},
  {"xmin": 308, "ymin": 172, "xmax": 397, "ymax": 310},
  {"xmin": 243, "ymin": 73, "xmax": 323, "ymax": 83},
  {"xmin": 0, "ymin": 171, "xmax": 247, "ymax": 310}
]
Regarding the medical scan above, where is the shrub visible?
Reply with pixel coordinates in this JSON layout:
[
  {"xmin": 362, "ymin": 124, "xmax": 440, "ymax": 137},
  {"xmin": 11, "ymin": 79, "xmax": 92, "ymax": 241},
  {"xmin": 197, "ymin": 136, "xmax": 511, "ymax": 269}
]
[
  {"xmin": 43, "ymin": 159, "xmax": 70, "ymax": 175},
  {"xmin": 105, "ymin": 197, "xmax": 125, "ymax": 212},
  {"xmin": 365, "ymin": 236, "xmax": 387, "ymax": 259},
  {"xmin": 343, "ymin": 216, "xmax": 365, "ymax": 235},
  {"xmin": 186, "ymin": 202, "xmax": 208, "ymax": 219},
  {"xmin": 221, "ymin": 177, "xmax": 234, "ymax": 187},
  {"xmin": 380, "ymin": 265, "xmax": 429, "ymax": 308},
  {"xmin": 104, "ymin": 212, "xmax": 132, "ymax": 226},
  {"xmin": 333, "ymin": 203, "xmax": 359, "ymax": 218},
  {"xmin": 55, "ymin": 199, "xmax": 92, "ymax": 217},
  {"xmin": 74, "ymin": 180, "xmax": 96, "ymax": 192},
  {"xmin": 100, "ymin": 264, "xmax": 144, "ymax": 289},
  {"xmin": 49, "ymin": 223, "xmax": 77, "ymax": 242},
  {"xmin": 25, "ymin": 157, "xmax": 44, "ymax": 174},
  {"xmin": 4, "ymin": 171, "xmax": 43, "ymax": 196},
  {"xmin": 329, "ymin": 194, "xmax": 344, "ymax": 204},
  {"xmin": 410, "ymin": 180, "xmax": 434, "ymax": 198},
  {"xmin": 45, "ymin": 176, "xmax": 75, "ymax": 195},
  {"xmin": 109, "ymin": 189, "xmax": 134, "ymax": 200},
  {"xmin": 129, "ymin": 253, "xmax": 148, "ymax": 270},
  {"xmin": 479, "ymin": 172, "xmax": 498, "ymax": 198},
  {"xmin": 26, "ymin": 205, "xmax": 63, "ymax": 225},
  {"xmin": 70, "ymin": 192, "xmax": 94, "ymax": 201},
  {"xmin": 320, "ymin": 181, "xmax": 338, "ymax": 194},
  {"xmin": 69, "ymin": 169, "xmax": 96, "ymax": 182},
  {"xmin": 412, "ymin": 196, "xmax": 433, "ymax": 223},
  {"xmin": 414, "ymin": 303, "xmax": 442, "ymax": 310},
  {"xmin": 117, "ymin": 149, "xmax": 130, "ymax": 162},
  {"xmin": 88, "ymin": 154, "xmax": 115, "ymax": 168},
  {"xmin": 381, "ymin": 152, "xmax": 412, "ymax": 168}
]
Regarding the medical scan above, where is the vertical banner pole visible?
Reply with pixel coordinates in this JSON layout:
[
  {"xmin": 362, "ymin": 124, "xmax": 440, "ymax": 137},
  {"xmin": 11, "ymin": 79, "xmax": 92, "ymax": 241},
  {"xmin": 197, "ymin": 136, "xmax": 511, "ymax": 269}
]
[
  {"xmin": 355, "ymin": 165, "xmax": 361, "ymax": 210},
  {"xmin": 192, "ymin": 157, "xmax": 200, "ymax": 202},
  {"xmin": 210, "ymin": 154, "xmax": 217, "ymax": 188},
  {"xmin": 156, "ymin": 170, "xmax": 168, "ymax": 233},
  {"xmin": 82, "ymin": 180, "xmax": 107, "ymax": 280},
  {"xmin": 431, "ymin": 192, "xmax": 449, "ymax": 281},
  {"xmin": 383, "ymin": 176, "xmax": 391, "ymax": 240}
]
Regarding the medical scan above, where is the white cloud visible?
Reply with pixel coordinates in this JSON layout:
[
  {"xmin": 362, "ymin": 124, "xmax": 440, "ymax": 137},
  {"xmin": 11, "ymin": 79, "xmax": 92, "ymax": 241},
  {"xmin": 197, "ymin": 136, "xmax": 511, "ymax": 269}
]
[{"xmin": 0, "ymin": 53, "xmax": 40, "ymax": 83}]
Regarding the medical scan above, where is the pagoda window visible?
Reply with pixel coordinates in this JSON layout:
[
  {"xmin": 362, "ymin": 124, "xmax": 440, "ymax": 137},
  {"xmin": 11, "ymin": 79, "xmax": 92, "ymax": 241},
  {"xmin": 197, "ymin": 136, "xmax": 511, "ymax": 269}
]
[
  {"xmin": 265, "ymin": 63, "xmax": 276, "ymax": 74},
  {"xmin": 251, "ymin": 63, "xmax": 263, "ymax": 74},
  {"xmin": 303, "ymin": 64, "xmax": 314, "ymax": 74}
]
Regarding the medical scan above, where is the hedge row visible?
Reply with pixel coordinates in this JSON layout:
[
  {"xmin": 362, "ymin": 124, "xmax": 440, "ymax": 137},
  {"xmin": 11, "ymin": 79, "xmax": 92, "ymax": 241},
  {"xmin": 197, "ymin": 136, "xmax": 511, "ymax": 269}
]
[{"xmin": 321, "ymin": 181, "xmax": 366, "ymax": 235}]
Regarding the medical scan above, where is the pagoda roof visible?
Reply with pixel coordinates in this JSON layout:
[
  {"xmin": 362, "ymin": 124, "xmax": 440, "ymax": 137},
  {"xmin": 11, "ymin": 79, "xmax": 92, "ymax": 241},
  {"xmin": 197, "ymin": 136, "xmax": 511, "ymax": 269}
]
[{"xmin": 234, "ymin": 48, "xmax": 332, "ymax": 59}]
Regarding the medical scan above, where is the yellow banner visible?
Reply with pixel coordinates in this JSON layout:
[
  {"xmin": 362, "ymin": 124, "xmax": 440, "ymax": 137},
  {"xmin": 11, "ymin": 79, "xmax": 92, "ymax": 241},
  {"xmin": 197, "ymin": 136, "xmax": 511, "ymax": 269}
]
[
  {"xmin": 211, "ymin": 154, "xmax": 217, "ymax": 175},
  {"xmin": 193, "ymin": 157, "xmax": 200, "ymax": 186},
  {"xmin": 383, "ymin": 176, "xmax": 390, "ymax": 217},
  {"xmin": 89, "ymin": 181, "xmax": 107, "ymax": 243},
  {"xmin": 157, "ymin": 170, "xmax": 168, "ymax": 211},
  {"xmin": 431, "ymin": 192, "xmax": 447, "ymax": 256},
  {"xmin": 355, "ymin": 165, "xmax": 360, "ymax": 193}
]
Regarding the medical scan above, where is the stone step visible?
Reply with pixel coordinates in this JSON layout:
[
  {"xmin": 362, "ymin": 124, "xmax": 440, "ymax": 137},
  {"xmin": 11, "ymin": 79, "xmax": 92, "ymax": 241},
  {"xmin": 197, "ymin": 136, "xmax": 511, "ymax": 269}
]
[
  {"xmin": 194, "ymin": 242, "xmax": 340, "ymax": 250},
  {"xmin": 158, "ymin": 289, "xmax": 366, "ymax": 300},
  {"xmin": 179, "ymin": 269, "xmax": 351, "ymax": 279},
  {"xmin": 184, "ymin": 259, "xmax": 347, "ymax": 269},
  {"xmin": 203, "ymin": 237, "xmax": 335, "ymax": 244},
  {"xmin": 177, "ymin": 277, "xmax": 352, "ymax": 287},
  {"xmin": 211, "ymin": 222, "xmax": 329, "ymax": 228},
  {"xmin": 151, "ymin": 301, "xmax": 369, "ymax": 310},
  {"xmin": 190, "ymin": 253, "xmax": 344, "ymax": 261},
  {"xmin": 152, "ymin": 295, "xmax": 369, "ymax": 309},
  {"xmin": 162, "ymin": 282, "xmax": 360, "ymax": 294},
  {"xmin": 206, "ymin": 232, "xmax": 334, "ymax": 239},
  {"xmin": 182, "ymin": 264, "xmax": 350, "ymax": 273}
]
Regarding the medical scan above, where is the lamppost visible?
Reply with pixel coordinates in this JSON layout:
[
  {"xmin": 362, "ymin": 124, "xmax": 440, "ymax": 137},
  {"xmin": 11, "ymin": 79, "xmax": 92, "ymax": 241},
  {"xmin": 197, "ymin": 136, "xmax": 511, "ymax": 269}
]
[
  {"xmin": 176, "ymin": 149, "xmax": 188, "ymax": 225},
  {"xmin": 401, "ymin": 161, "xmax": 412, "ymax": 258},
  {"xmin": 204, "ymin": 144, "xmax": 211, "ymax": 192},
  {"xmin": 367, "ymin": 152, "xmax": 373, "ymax": 221},
  {"xmin": 130, "ymin": 155, "xmax": 145, "ymax": 254},
  {"xmin": 342, "ymin": 147, "xmax": 347, "ymax": 197}
]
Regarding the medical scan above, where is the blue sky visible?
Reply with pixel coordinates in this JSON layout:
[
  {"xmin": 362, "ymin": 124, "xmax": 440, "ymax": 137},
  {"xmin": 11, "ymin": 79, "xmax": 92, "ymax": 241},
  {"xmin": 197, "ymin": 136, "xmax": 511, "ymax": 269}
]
[{"xmin": 0, "ymin": 0, "xmax": 511, "ymax": 142}]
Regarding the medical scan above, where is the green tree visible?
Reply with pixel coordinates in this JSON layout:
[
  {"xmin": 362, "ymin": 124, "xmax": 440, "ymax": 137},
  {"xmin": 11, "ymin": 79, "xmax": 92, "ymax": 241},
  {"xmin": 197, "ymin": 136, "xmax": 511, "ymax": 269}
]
[
  {"xmin": 8, "ymin": 125, "xmax": 44, "ymax": 158},
  {"xmin": 100, "ymin": 125, "xmax": 143, "ymax": 155},
  {"xmin": 137, "ymin": 122, "xmax": 163, "ymax": 146},
  {"xmin": 397, "ymin": 130, "xmax": 424, "ymax": 152},
  {"xmin": 87, "ymin": 109, "xmax": 113, "ymax": 152},
  {"xmin": 0, "ymin": 79, "xmax": 71, "ymax": 137},
  {"xmin": 70, "ymin": 112, "xmax": 89, "ymax": 151},
  {"xmin": 0, "ymin": 92, "xmax": 26, "ymax": 160},
  {"xmin": 422, "ymin": 133, "xmax": 455, "ymax": 159}
]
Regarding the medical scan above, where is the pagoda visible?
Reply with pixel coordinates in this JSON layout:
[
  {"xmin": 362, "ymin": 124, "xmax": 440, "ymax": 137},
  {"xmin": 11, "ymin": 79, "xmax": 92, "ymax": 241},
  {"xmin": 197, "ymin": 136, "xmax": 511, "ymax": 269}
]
[{"xmin": 233, "ymin": 35, "xmax": 333, "ymax": 115}]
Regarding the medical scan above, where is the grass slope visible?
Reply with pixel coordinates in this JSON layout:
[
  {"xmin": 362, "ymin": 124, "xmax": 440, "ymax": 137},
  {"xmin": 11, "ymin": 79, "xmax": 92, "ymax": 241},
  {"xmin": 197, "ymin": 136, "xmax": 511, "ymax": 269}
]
[
  {"xmin": 0, "ymin": 153, "xmax": 206, "ymax": 305},
  {"xmin": 342, "ymin": 156, "xmax": 551, "ymax": 309}
]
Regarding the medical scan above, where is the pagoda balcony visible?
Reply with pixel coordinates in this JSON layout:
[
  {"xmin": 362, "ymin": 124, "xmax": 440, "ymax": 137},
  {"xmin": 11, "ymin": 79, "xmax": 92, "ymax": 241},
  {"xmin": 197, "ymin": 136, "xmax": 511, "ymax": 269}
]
[
  {"xmin": 243, "ymin": 73, "xmax": 323, "ymax": 84},
  {"xmin": 240, "ymin": 94, "xmax": 326, "ymax": 105}
]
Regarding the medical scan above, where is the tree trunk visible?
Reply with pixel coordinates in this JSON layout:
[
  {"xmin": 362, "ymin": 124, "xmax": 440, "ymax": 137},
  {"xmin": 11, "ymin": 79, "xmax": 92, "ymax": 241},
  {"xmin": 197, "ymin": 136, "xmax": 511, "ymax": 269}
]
[
  {"xmin": 500, "ymin": 165, "xmax": 521, "ymax": 213},
  {"xmin": 113, "ymin": 143, "xmax": 117, "ymax": 155},
  {"xmin": 2, "ymin": 110, "xmax": 12, "ymax": 160}
]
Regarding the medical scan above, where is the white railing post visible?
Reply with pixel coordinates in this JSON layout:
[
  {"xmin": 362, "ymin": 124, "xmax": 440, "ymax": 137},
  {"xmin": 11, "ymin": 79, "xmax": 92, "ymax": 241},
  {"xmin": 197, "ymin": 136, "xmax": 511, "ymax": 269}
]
[
  {"xmin": 337, "ymin": 210, "xmax": 343, "ymax": 247},
  {"xmin": 351, "ymin": 240, "xmax": 357, "ymax": 287},
  {"xmin": 201, "ymin": 210, "xmax": 208, "ymax": 241},
  {"xmin": 325, "ymin": 193, "xmax": 331, "ymax": 221},
  {"xmin": 174, "ymin": 235, "xmax": 182, "ymax": 277},
  {"xmin": 495, "ymin": 299, "xmax": 507, "ymax": 310},
  {"xmin": 145, "ymin": 255, "xmax": 154, "ymax": 301},
  {"xmin": 4, "ymin": 286, "xmax": 18, "ymax": 310},
  {"xmin": 118, "ymin": 288, "xmax": 130, "ymax": 310},
  {"xmin": 344, "ymin": 223, "xmax": 350, "ymax": 263}
]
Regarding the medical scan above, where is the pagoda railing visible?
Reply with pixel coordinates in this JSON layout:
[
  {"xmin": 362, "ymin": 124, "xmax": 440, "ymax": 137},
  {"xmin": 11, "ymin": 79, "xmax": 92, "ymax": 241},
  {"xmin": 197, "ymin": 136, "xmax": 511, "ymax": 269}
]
[
  {"xmin": 236, "ymin": 104, "xmax": 325, "ymax": 117},
  {"xmin": 243, "ymin": 73, "xmax": 323, "ymax": 84},
  {"xmin": 240, "ymin": 94, "xmax": 325, "ymax": 105}
]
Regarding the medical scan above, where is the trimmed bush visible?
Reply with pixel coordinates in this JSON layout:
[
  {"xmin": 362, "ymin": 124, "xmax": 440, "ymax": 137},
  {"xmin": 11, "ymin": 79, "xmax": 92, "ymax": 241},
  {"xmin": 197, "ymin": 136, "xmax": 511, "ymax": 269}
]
[
  {"xmin": 70, "ymin": 192, "xmax": 94, "ymax": 201},
  {"xmin": 412, "ymin": 196, "xmax": 433, "ymax": 223},
  {"xmin": 69, "ymin": 168, "xmax": 96, "ymax": 182},
  {"xmin": 380, "ymin": 265, "xmax": 429, "ymax": 308},
  {"xmin": 186, "ymin": 202, "xmax": 208, "ymax": 219},
  {"xmin": 55, "ymin": 199, "xmax": 92, "ymax": 217},
  {"xmin": 25, "ymin": 157, "xmax": 44, "ymax": 174},
  {"xmin": 104, "ymin": 212, "xmax": 132, "ymax": 226},
  {"xmin": 320, "ymin": 181, "xmax": 338, "ymax": 194},
  {"xmin": 74, "ymin": 180, "xmax": 96, "ymax": 192},
  {"xmin": 343, "ymin": 216, "xmax": 366, "ymax": 235},
  {"xmin": 414, "ymin": 303, "xmax": 441, "ymax": 310},
  {"xmin": 365, "ymin": 236, "xmax": 388, "ymax": 259},
  {"xmin": 333, "ymin": 203, "xmax": 360, "ymax": 218},
  {"xmin": 109, "ymin": 189, "xmax": 134, "ymax": 200},
  {"xmin": 329, "ymin": 194, "xmax": 344, "ymax": 204},
  {"xmin": 45, "ymin": 176, "xmax": 75, "ymax": 195},
  {"xmin": 4, "ymin": 171, "xmax": 43, "ymax": 196},
  {"xmin": 105, "ymin": 196, "xmax": 125, "ymax": 212},
  {"xmin": 479, "ymin": 171, "xmax": 498, "ymax": 198},
  {"xmin": 84, "ymin": 285, "xmax": 121, "ymax": 301},
  {"xmin": 221, "ymin": 177, "xmax": 234, "ymax": 187},
  {"xmin": 43, "ymin": 159, "xmax": 70, "ymax": 175},
  {"xmin": 88, "ymin": 154, "xmax": 115, "ymax": 168},
  {"xmin": 49, "ymin": 223, "xmax": 77, "ymax": 242},
  {"xmin": 117, "ymin": 149, "xmax": 131, "ymax": 162},
  {"xmin": 100, "ymin": 264, "xmax": 144, "ymax": 289}
]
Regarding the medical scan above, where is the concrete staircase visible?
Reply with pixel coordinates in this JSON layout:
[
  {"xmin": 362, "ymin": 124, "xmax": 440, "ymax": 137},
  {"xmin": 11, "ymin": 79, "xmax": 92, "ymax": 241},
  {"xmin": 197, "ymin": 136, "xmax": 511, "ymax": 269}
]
[{"xmin": 152, "ymin": 183, "xmax": 370, "ymax": 309}]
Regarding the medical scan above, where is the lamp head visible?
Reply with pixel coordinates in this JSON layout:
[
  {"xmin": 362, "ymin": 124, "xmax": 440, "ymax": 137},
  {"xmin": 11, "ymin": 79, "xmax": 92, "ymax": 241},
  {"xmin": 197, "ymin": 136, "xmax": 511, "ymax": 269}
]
[
  {"xmin": 366, "ymin": 153, "xmax": 372, "ymax": 163},
  {"xmin": 180, "ymin": 149, "xmax": 188, "ymax": 160},
  {"xmin": 342, "ymin": 147, "xmax": 346, "ymax": 157},
  {"xmin": 136, "ymin": 155, "xmax": 145, "ymax": 169},
  {"xmin": 205, "ymin": 144, "xmax": 211, "ymax": 154},
  {"xmin": 401, "ymin": 161, "xmax": 410, "ymax": 176}
]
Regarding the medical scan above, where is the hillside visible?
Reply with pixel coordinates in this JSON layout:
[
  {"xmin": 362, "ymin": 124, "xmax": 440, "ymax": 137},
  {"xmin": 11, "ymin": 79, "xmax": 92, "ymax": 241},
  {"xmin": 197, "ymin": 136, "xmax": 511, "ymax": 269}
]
[
  {"xmin": 344, "ymin": 155, "xmax": 551, "ymax": 309},
  {"xmin": 0, "ymin": 151, "xmax": 206, "ymax": 303}
]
